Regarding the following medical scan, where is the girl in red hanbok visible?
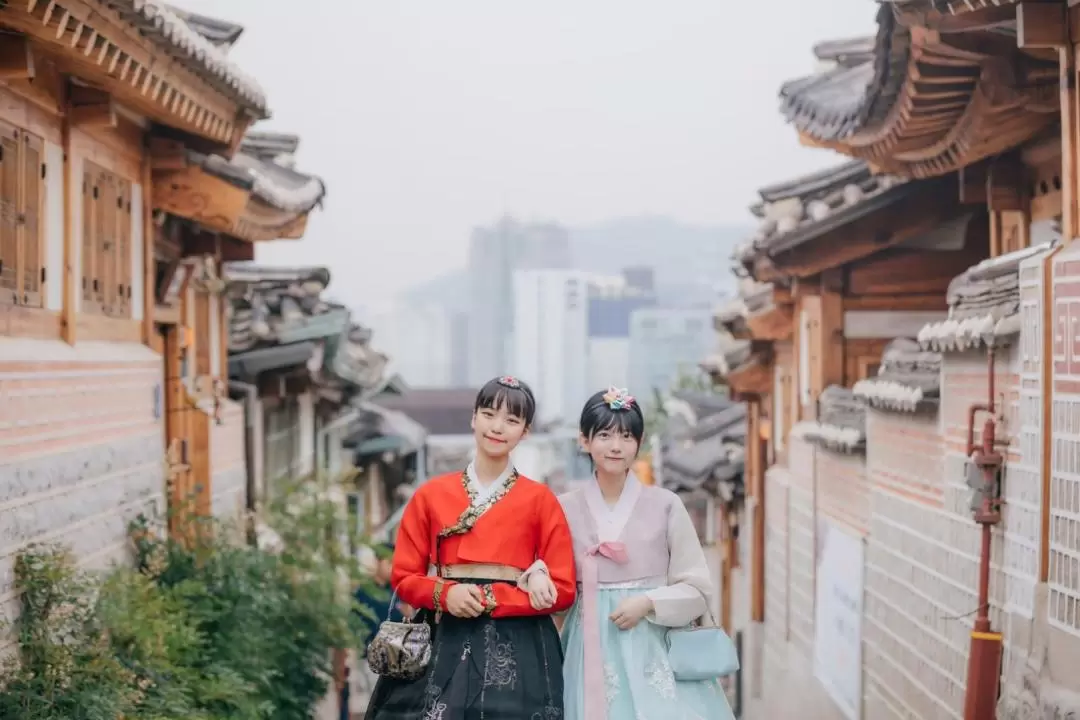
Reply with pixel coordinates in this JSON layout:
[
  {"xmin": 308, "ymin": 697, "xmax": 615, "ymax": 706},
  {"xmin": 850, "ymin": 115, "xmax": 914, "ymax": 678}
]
[{"xmin": 365, "ymin": 376, "xmax": 576, "ymax": 720}]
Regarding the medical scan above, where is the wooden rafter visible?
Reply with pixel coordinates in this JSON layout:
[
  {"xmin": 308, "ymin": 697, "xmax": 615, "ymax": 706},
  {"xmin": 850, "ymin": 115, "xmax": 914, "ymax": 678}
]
[
  {"xmin": 827, "ymin": 25, "xmax": 1056, "ymax": 180},
  {"xmin": 0, "ymin": 2, "xmax": 243, "ymax": 145}
]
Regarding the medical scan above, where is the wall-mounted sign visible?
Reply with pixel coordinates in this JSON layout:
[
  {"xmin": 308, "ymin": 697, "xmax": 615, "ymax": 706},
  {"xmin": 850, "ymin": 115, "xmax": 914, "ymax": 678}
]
[{"xmin": 813, "ymin": 518, "xmax": 865, "ymax": 720}]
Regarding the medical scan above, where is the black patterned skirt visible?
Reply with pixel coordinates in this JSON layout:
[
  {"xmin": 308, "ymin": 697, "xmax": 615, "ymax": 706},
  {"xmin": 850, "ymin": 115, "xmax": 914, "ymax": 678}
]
[{"xmin": 365, "ymin": 603, "xmax": 564, "ymax": 720}]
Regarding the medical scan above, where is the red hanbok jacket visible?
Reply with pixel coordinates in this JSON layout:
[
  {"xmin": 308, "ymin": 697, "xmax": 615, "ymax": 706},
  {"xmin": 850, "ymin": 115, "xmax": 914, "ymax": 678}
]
[{"xmin": 391, "ymin": 471, "xmax": 577, "ymax": 617}]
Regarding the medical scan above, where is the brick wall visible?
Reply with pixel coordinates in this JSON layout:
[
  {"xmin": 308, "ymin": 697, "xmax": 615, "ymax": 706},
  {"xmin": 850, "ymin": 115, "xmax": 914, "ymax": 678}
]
[
  {"xmin": 816, "ymin": 446, "xmax": 870, "ymax": 537},
  {"xmin": 211, "ymin": 399, "xmax": 247, "ymax": 523},
  {"xmin": 0, "ymin": 338, "xmax": 165, "ymax": 652},
  {"xmin": 859, "ymin": 349, "xmax": 1020, "ymax": 720}
]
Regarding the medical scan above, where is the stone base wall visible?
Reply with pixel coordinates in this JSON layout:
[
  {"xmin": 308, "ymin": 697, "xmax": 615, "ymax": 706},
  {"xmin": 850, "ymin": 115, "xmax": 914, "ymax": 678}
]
[
  {"xmin": 211, "ymin": 399, "xmax": 247, "ymax": 525},
  {"xmin": 0, "ymin": 339, "xmax": 165, "ymax": 651}
]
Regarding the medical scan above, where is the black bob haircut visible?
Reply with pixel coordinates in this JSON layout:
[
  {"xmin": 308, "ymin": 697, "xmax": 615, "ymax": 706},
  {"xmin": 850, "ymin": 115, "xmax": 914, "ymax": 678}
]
[
  {"xmin": 474, "ymin": 376, "xmax": 537, "ymax": 427},
  {"xmin": 579, "ymin": 389, "xmax": 645, "ymax": 445}
]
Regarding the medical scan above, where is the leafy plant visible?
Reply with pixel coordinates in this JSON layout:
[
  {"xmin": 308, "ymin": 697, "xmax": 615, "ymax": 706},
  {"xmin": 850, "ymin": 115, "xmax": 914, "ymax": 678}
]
[{"xmin": 0, "ymin": 471, "xmax": 380, "ymax": 720}]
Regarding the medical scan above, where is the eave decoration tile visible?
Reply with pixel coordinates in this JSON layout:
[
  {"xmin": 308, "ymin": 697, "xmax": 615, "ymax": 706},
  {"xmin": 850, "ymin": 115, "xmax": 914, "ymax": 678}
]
[{"xmin": 917, "ymin": 242, "xmax": 1053, "ymax": 353}]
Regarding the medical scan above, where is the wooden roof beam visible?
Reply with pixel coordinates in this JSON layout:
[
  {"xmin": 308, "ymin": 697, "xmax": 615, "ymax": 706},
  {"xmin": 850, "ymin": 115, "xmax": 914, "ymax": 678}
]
[
  {"xmin": 769, "ymin": 179, "xmax": 962, "ymax": 278},
  {"xmin": 746, "ymin": 304, "xmax": 794, "ymax": 341},
  {"xmin": 1017, "ymin": 3, "xmax": 1068, "ymax": 49},
  {"xmin": 153, "ymin": 164, "xmax": 251, "ymax": 238},
  {"xmin": 935, "ymin": 6, "xmax": 1019, "ymax": 33},
  {"xmin": 987, "ymin": 155, "xmax": 1028, "ymax": 212},
  {"xmin": 0, "ymin": 34, "xmax": 35, "ymax": 80}
]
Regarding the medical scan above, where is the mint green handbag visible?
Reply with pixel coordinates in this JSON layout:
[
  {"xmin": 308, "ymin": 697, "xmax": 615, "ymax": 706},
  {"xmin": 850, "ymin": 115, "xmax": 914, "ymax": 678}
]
[{"xmin": 666, "ymin": 610, "xmax": 739, "ymax": 681}]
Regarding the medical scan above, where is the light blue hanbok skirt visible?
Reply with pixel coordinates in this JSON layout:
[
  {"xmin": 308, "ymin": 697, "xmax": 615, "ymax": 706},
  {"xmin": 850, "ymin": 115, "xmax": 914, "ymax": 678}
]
[{"xmin": 561, "ymin": 583, "xmax": 735, "ymax": 720}]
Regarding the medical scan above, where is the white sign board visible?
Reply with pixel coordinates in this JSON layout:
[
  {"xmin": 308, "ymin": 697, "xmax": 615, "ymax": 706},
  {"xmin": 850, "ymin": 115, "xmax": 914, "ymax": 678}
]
[{"xmin": 813, "ymin": 519, "xmax": 864, "ymax": 720}]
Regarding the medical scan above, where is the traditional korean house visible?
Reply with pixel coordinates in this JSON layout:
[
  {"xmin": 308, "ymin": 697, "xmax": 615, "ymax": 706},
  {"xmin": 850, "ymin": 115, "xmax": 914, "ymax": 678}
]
[
  {"xmin": 342, "ymin": 400, "xmax": 427, "ymax": 536},
  {"xmin": 225, "ymin": 263, "xmax": 389, "ymax": 514},
  {"xmin": 0, "ymin": 2, "xmax": 326, "ymax": 634},
  {"xmin": 720, "ymin": 4, "xmax": 1080, "ymax": 718},
  {"xmin": 658, "ymin": 391, "xmax": 746, "ymax": 635}
]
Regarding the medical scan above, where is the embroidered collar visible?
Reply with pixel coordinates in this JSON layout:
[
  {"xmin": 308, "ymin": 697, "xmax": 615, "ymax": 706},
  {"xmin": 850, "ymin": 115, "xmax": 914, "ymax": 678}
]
[
  {"xmin": 464, "ymin": 461, "xmax": 516, "ymax": 504},
  {"xmin": 585, "ymin": 472, "xmax": 642, "ymax": 543},
  {"xmin": 439, "ymin": 468, "xmax": 520, "ymax": 540}
]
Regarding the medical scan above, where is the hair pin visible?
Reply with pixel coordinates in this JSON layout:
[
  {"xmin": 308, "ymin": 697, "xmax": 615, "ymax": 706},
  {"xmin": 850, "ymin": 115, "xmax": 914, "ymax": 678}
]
[
  {"xmin": 603, "ymin": 386, "xmax": 635, "ymax": 411},
  {"xmin": 496, "ymin": 375, "xmax": 521, "ymax": 389}
]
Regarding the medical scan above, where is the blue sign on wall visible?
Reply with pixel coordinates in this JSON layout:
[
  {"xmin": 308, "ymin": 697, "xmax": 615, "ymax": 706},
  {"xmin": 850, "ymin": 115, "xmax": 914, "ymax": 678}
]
[{"xmin": 153, "ymin": 384, "xmax": 162, "ymax": 420}]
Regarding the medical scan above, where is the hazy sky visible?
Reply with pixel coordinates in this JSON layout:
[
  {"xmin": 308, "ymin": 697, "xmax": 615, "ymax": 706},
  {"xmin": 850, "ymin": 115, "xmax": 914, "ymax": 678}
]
[{"xmin": 177, "ymin": 0, "xmax": 875, "ymax": 309}]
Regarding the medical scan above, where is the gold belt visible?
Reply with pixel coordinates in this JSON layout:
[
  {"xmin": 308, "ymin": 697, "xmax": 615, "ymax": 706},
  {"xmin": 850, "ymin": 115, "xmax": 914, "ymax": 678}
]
[{"xmin": 439, "ymin": 563, "xmax": 523, "ymax": 582}]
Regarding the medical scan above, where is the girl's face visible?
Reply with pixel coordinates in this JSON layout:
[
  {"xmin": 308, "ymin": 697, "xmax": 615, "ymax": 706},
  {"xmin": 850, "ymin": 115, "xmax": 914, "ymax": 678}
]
[
  {"xmin": 581, "ymin": 425, "xmax": 640, "ymax": 477},
  {"xmin": 471, "ymin": 403, "xmax": 528, "ymax": 459}
]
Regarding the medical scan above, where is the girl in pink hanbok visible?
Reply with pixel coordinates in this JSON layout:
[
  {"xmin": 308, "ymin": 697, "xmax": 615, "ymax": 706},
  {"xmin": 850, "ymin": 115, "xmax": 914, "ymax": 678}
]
[{"xmin": 530, "ymin": 387, "xmax": 735, "ymax": 720}]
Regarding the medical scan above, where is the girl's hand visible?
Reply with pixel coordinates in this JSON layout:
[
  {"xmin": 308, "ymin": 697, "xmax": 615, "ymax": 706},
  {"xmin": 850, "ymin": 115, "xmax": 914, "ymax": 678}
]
[
  {"xmin": 446, "ymin": 584, "xmax": 485, "ymax": 618},
  {"xmin": 526, "ymin": 570, "xmax": 557, "ymax": 610},
  {"xmin": 609, "ymin": 595, "xmax": 653, "ymax": 630}
]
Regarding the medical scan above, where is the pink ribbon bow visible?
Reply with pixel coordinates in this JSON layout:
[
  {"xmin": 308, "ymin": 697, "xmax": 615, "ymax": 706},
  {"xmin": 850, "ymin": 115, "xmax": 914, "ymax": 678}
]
[{"xmin": 583, "ymin": 541, "xmax": 629, "ymax": 720}]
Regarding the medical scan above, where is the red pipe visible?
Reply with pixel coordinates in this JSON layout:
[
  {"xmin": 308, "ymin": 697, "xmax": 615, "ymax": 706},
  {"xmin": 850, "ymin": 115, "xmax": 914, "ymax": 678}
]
[{"xmin": 963, "ymin": 348, "xmax": 1003, "ymax": 720}]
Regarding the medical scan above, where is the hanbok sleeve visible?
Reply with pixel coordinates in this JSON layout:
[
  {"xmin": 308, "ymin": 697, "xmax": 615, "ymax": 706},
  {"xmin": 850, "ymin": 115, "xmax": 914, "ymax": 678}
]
[
  {"xmin": 645, "ymin": 497, "xmax": 711, "ymax": 627},
  {"xmin": 488, "ymin": 489, "xmax": 577, "ymax": 617},
  {"xmin": 390, "ymin": 491, "xmax": 457, "ymax": 612}
]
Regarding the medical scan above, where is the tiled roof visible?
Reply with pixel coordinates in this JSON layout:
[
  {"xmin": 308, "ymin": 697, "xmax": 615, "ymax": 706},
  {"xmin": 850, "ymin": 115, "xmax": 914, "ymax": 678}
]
[
  {"xmin": 734, "ymin": 162, "xmax": 908, "ymax": 267},
  {"xmin": 780, "ymin": 5, "xmax": 908, "ymax": 142},
  {"xmin": 792, "ymin": 385, "xmax": 866, "ymax": 454},
  {"xmin": 167, "ymin": 6, "xmax": 244, "ymax": 48},
  {"xmin": 225, "ymin": 263, "xmax": 335, "ymax": 352},
  {"xmin": 225, "ymin": 263, "xmax": 389, "ymax": 392},
  {"xmin": 661, "ymin": 398, "xmax": 746, "ymax": 493},
  {"xmin": 104, "ymin": 0, "xmax": 268, "ymax": 113},
  {"xmin": 917, "ymin": 243, "xmax": 1053, "ymax": 352},
  {"xmin": 853, "ymin": 338, "xmax": 941, "ymax": 413},
  {"xmin": 188, "ymin": 132, "xmax": 326, "ymax": 214}
]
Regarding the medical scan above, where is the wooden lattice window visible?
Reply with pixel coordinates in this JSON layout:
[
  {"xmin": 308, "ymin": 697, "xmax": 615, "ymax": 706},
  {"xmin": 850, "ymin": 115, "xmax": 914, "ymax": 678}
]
[
  {"xmin": 0, "ymin": 120, "xmax": 45, "ymax": 308},
  {"xmin": 81, "ymin": 162, "xmax": 133, "ymax": 317}
]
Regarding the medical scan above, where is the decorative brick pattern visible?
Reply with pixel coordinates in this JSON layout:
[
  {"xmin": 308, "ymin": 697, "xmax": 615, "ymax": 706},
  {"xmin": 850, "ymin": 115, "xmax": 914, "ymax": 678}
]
[
  {"xmin": 816, "ymin": 448, "xmax": 870, "ymax": 536},
  {"xmin": 1051, "ymin": 245, "xmax": 1080, "ymax": 638},
  {"xmin": 1007, "ymin": 254, "xmax": 1045, "ymax": 620},
  {"xmin": 0, "ymin": 344, "xmax": 165, "ymax": 652}
]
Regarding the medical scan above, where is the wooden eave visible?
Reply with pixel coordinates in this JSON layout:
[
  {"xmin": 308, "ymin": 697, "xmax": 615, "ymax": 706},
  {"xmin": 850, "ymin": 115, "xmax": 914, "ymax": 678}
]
[
  {"xmin": 726, "ymin": 351, "xmax": 774, "ymax": 397},
  {"xmin": 746, "ymin": 303, "xmax": 793, "ymax": 341},
  {"xmin": 0, "ymin": 1, "xmax": 250, "ymax": 148},
  {"xmin": 891, "ymin": 4, "xmax": 1019, "ymax": 32},
  {"xmin": 153, "ymin": 163, "xmax": 314, "ymax": 244},
  {"xmin": 768, "ymin": 175, "xmax": 970, "ymax": 278},
  {"xmin": 820, "ymin": 26, "xmax": 1055, "ymax": 179}
]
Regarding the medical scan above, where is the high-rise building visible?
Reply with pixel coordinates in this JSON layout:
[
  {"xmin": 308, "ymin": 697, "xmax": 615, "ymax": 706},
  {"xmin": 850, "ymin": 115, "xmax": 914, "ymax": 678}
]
[
  {"xmin": 512, "ymin": 270, "xmax": 616, "ymax": 425},
  {"xmin": 370, "ymin": 304, "xmax": 455, "ymax": 388},
  {"xmin": 628, "ymin": 307, "xmax": 714, "ymax": 398},
  {"xmin": 585, "ymin": 269, "xmax": 656, "ymax": 393},
  {"xmin": 467, "ymin": 217, "xmax": 571, "ymax": 384}
]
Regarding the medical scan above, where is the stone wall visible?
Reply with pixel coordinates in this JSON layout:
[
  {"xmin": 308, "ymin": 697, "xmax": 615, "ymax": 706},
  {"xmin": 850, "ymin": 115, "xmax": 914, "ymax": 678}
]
[
  {"xmin": 0, "ymin": 338, "xmax": 165, "ymax": 652},
  {"xmin": 211, "ymin": 399, "xmax": 247, "ymax": 524}
]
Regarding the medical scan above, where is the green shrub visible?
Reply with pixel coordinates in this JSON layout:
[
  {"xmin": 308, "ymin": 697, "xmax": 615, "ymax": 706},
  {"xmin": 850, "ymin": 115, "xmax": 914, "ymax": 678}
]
[{"xmin": 0, "ymin": 476, "xmax": 379, "ymax": 720}]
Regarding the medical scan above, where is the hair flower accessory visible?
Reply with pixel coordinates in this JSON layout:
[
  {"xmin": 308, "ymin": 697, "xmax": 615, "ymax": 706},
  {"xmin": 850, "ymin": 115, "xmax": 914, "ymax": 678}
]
[
  {"xmin": 496, "ymin": 375, "xmax": 521, "ymax": 389},
  {"xmin": 603, "ymin": 387, "xmax": 635, "ymax": 411}
]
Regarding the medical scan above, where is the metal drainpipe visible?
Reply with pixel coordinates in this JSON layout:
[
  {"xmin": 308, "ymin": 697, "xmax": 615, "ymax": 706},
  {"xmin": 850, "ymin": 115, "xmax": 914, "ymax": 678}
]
[
  {"xmin": 962, "ymin": 346, "xmax": 1004, "ymax": 720},
  {"xmin": 228, "ymin": 379, "xmax": 259, "ymax": 546}
]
